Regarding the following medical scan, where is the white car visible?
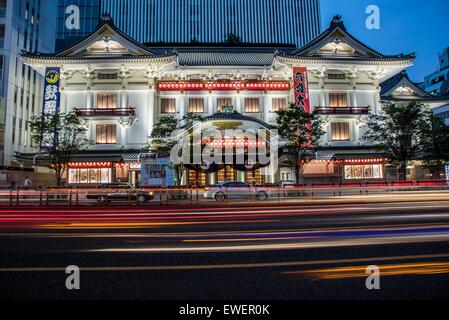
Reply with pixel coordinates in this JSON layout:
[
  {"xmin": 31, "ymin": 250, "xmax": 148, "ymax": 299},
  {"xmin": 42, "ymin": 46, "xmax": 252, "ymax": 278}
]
[{"xmin": 204, "ymin": 182, "xmax": 270, "ymax": 202}]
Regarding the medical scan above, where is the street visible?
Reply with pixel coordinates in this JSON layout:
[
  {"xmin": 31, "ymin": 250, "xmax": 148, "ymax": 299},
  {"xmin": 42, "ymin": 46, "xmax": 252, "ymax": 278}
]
[{"xmin": 1, "ymin": 196, "xmax": 449, "ymax": 299}]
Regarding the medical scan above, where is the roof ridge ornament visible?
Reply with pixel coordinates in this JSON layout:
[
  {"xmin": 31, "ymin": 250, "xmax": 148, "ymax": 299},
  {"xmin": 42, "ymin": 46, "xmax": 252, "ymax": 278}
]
[
  {"xmin": 330, "ymin": 15, "xmax": 346, "ymax": 31},
  {"xmin": 101, "ymin": 12, "xmax": 113, "ymax": 23}
]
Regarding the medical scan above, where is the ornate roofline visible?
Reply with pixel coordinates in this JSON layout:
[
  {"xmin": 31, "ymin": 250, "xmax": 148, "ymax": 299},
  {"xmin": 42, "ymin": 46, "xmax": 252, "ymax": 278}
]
[
  {"xmin": 275, "ymin": 54, "xmax": 415, "ymax": 66},
  {"xmin": 56, "ymin": 13, "xmax": 157, "ymax": 57},
  {"xmin": 21, "ymin": 53, "xmax": 178, "ymax": 66},
  {"xmin": 380, "ymin": 70, "xmax": 433, "ymax": 98},
  {"xmin": 291, "ymin": 16, "xmax": 415, "ymax": 61}
]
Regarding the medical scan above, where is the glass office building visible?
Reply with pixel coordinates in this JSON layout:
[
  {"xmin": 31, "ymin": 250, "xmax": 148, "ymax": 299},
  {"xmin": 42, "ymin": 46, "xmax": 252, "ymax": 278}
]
[{"xmin": 56, "ymin": 0, "xmax": 321, "ymax": 49}]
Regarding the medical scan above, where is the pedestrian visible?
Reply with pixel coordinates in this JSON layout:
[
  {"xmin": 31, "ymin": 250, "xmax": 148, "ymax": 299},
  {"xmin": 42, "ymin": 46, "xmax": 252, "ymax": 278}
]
[{"xmin": 23, "ymin": 176, "xmax": 32, "ymax": 190}]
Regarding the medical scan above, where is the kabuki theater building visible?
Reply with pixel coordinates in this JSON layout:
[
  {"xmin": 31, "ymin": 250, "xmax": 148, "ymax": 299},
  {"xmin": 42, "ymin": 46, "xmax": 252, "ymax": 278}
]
[{"xmin": 17, "ymin": 15, "xmax": 449, "ymax": 186}]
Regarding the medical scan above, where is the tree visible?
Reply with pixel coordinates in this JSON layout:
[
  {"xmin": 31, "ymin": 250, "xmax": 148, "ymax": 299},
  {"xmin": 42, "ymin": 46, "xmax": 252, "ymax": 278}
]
[
  {"xmin": 275, "ymin": 102, "xmax": 325, "ymax": 184},
  {"xmin": 28, "ymin": 111, "xmax": 90, "ymax": 186},
  {"xmin": 224, "ymin": 32, "xmax": 242, "ymax": 44},
  {"xmin": 422, "ymin": 115, "xmax": 449, "ymax": 177},
  {"xmin": 149, "ymin": 113, "xmax": 205, "ymax": 185},
  {"xmin": 363, "ymin": 101, "xmax": 432, "ymax": 180}
]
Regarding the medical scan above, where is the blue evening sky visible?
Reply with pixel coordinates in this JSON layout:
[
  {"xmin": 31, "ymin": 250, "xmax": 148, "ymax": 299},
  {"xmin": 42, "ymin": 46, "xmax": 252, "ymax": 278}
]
[{"xmin": 320, "ymin": 0, "xmax": 449, "ymax": 82}]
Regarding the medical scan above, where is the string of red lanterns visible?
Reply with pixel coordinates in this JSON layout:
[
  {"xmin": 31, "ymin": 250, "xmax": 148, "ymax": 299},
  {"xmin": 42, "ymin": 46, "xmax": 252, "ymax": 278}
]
[
  {"xmin": 157, "ymin": 80, "xmax": 290, "ymax": 91},
  {"xmin": 68, "ymin": 162, "xmax": 112, "ymax": 168}
]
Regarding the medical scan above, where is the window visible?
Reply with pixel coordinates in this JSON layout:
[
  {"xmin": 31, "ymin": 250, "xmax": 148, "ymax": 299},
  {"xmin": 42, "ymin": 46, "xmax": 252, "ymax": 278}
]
[
  {"xmin": 69, "ymin": 168, "xmax": 111, "ymax": 184},
  {"xmin": 161, "ymin": 98, "xmax": 176, "ymax": 114},
  {"xmin": 329, "ymin": 92, "xmax": 348, "ymax": 107},
  {"xmin": 96, "ymin": 93, "xmax": 118, "ymax": 109},
  {"xmin": 344, "ymin": 164, "xmax": 383, "ymax": 180},
  {"xmin": 217, "ymin": 97, "xmax": 232, "ymax": 110},
  {"xmin": 98, "ymin": 73, "xmax": 118, "ymax": 80},
  {"xmin": 96, "ymin": 124, "xmax": 116, "ymax": 144},
  {"xmin": 331, "ymin": 122, "xmax": 350, "ymax": 141},
  {"xmin": 245, "ymin": 98, "xmax": 260, "ymax": 113},
  {"xmin": 328, "ymin": 73, "xmax": 346, "ymax": 80},
  {"xmin": 188, "ymin": 98, "xmax": 204, "ymax": 113},
  {"xmin": 272, "ymin": 98, "xmax": 287, "ymax": 112}
]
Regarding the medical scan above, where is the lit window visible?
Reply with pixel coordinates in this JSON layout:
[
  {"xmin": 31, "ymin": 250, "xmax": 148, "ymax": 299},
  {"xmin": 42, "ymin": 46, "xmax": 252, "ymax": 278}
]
[
  {"xmin": 329, "ymin": 92, "xmax": 348, "ymax": 107},
  {"xmin": 217, "ymin": 97, "xmax": 232, "ymax": 111},
  {"xmin": 344, "ymin": 164, "xmax": 383, "ymax": 180},
  {"xmin": 188, "ymin": 98, "xmax": 204, "ymax": 113},
  {"xmin": 69, "ymin": 168, "xmax": 111, "ymax": 184},
  {"xmin": 272, "ymin": 98, "xmax": 287, "ymax": 112},
  {"xmin": 96, "ymin": 93, "xmax": 118, "ymax": 109},
  {"xmin": 245, "ymin": 98, "xmax": 260, "ymax": 113},
  {"xmin": 161, "ymin": 98, "xmax": 176, "ymax": 114},
  {"xmin": 96, "ymin": 124, "xmax": 117, "ymax": 144},
  {"xmin": 331, "ymin": 122, "xmax": 350, "ymax": 141}
]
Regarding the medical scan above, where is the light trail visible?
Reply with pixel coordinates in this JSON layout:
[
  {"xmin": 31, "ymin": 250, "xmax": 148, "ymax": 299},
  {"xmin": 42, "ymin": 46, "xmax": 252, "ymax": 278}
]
[
  {"xmin": 1, "ymin": 253, "xmax": 449, "ymax": 273},
  {"xmin": 284, "ymin": 262, "xmax": 449, "ymax": 279},
  {"xmin": 87, "ymin": 234, "xmax": 449, "ymax": 253}
]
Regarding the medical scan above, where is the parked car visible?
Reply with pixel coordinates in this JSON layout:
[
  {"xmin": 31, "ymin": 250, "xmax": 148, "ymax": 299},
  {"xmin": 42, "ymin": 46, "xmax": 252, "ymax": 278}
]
[
  {"xmin": 204, "ymin": 182, "xmax": 270, "ymax": 202},
  {"xmin": 86, "ymin": 183, "xmax": 154, "ymax": 203}
]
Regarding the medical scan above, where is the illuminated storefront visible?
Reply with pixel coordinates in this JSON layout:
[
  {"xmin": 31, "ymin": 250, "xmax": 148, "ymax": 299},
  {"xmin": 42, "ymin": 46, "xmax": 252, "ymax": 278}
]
[{"xmin": 67, "ymin": 162, "xmax": 112, "ymax": 184}]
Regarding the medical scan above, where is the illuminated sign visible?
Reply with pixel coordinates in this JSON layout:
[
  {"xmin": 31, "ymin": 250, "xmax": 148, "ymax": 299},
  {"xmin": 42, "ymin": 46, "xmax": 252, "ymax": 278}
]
[
  {"xmin": 157, "ymin": 80, "xmax": 290, "ymax": 92},
  {"xmin": 141, "ymin": 159, "xmax": 175, "ymax": 187},
  {"xmin": 41, "ymin": 67, "xmax": 61, "ymax": 151},
  {"xmin": 293, "ymin": 67, "xmax": 310, "ymax": 112},
  {"xmin": 445, "ymin": 164, "xmax": 449, "ymax": 182}
]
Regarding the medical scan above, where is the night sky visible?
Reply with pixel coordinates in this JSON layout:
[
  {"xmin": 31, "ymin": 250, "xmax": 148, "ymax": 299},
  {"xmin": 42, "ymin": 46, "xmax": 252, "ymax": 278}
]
[{"xmin": 320, "ymin": 0, "xmax": 449, "ymax": 82}]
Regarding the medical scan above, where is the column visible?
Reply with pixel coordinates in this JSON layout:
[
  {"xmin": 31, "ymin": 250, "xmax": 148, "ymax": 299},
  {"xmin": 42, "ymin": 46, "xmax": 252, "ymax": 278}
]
[
  {"xmin": 208, "ymin": 94, "xmax": 214, "ymax": 115},
  {"xmin": 318, "ymin": 77, "xmax": 326, "ymax": 106},
  {"xmin": 147, "ymin": 88, "xmax": 156, "ymax": 137},
  {"xmin": 235, "ymin": 93, "xmax": 242, "ymax": 113},
  {"xmin": 263, "ymin": 93, "xmax": 270, "ymax": 123}
]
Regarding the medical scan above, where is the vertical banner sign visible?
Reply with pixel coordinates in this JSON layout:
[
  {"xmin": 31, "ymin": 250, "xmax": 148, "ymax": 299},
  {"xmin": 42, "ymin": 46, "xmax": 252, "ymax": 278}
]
[
  {"xmin": 41, "ymin": 67, "xmax": 61, "ymax": 150},
  {"xmin": 445, "ymin": 164, "xmax": 449, "ymax": 183},
  {"xmin": 293, "ymin": 67, "xmax": 310, "ymax": 113}
]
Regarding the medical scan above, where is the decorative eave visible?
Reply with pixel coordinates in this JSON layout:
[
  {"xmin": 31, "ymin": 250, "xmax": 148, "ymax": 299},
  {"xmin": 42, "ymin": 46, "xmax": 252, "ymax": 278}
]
[
  {"xmin": 56, "ymin": 13, "xmax": 156, "ymax": 57},
  {"xmin": 380, "ymin": 70, "xmax": 433, "ymax": 98},
  {"xmin": 21, "ymin": 52, "xmax": 178, "ymax": 66},
  {"xmin": 275, "ymin": 54, "xmax": 415, "ymax": 66},
  {"xmin": 289, "ymin": 16, "xmax": 416, "ymax": 64}
]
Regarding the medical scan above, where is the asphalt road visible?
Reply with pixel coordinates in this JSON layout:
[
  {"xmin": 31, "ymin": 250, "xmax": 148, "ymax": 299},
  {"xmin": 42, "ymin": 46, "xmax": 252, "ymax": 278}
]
[{"xmin": 1, "ymin": 199, "xmax": 449, "ymax": 300}]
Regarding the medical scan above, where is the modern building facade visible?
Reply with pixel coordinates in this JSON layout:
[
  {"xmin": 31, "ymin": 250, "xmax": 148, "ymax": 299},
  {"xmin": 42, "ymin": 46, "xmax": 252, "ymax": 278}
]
[
  {"xmin": 0, "ymin": 0, "xmax": 57, "ymax": 173},
  {"xmin": 60, "ymin": 0, "xmax": 320, "ymax": 49},
  {"xmin": 19, "ymin": 15, "xmax": 426, "ymax": 186},
  {"xmin": 423, "ymin": 46, "xmax": 449, "ymax": 96}
]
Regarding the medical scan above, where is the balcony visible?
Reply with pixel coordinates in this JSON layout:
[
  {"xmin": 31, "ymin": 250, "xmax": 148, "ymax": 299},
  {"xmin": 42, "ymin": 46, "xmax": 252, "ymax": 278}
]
[
  {"xmin": 314, "ymin": 106, "xmax": 370, "ymax": 115},
  {"xmin": 74, "ymin": 107, "xmax": 136, "ymax": 117}
]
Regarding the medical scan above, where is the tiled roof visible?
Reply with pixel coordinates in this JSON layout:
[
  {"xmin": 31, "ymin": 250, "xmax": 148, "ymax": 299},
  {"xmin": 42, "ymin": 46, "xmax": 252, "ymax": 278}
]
[
  {"xmin": 290, "ymin": 16, "xmax": 415, "ymax": 61},
  {"xmin": 379, "ymin": 71, "xmax": 449, "ymax": 102},
  {"xmin": 15, "ymin": 150, "xmax": 142, "ymax": 164},
  {"xmin": 177, "ymin": 50, "xmax": 276, "ymax": 67}
]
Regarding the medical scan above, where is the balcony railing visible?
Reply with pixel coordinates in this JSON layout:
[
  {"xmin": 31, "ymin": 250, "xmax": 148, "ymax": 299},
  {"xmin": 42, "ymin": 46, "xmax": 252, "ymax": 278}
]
[
  {"xmin": 74, "ymin": 107, "xmax": 136, "ymax": 117},
  {"xmin": 314, "ymin": 106, "xmax": 370, "ymax": 115}
]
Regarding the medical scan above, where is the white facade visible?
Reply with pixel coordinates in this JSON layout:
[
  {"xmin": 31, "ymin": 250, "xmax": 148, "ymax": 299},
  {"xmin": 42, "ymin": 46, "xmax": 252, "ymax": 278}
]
[{"xmin": 21, "ymin": 16, "xmax": 417, "ymax": 184}]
